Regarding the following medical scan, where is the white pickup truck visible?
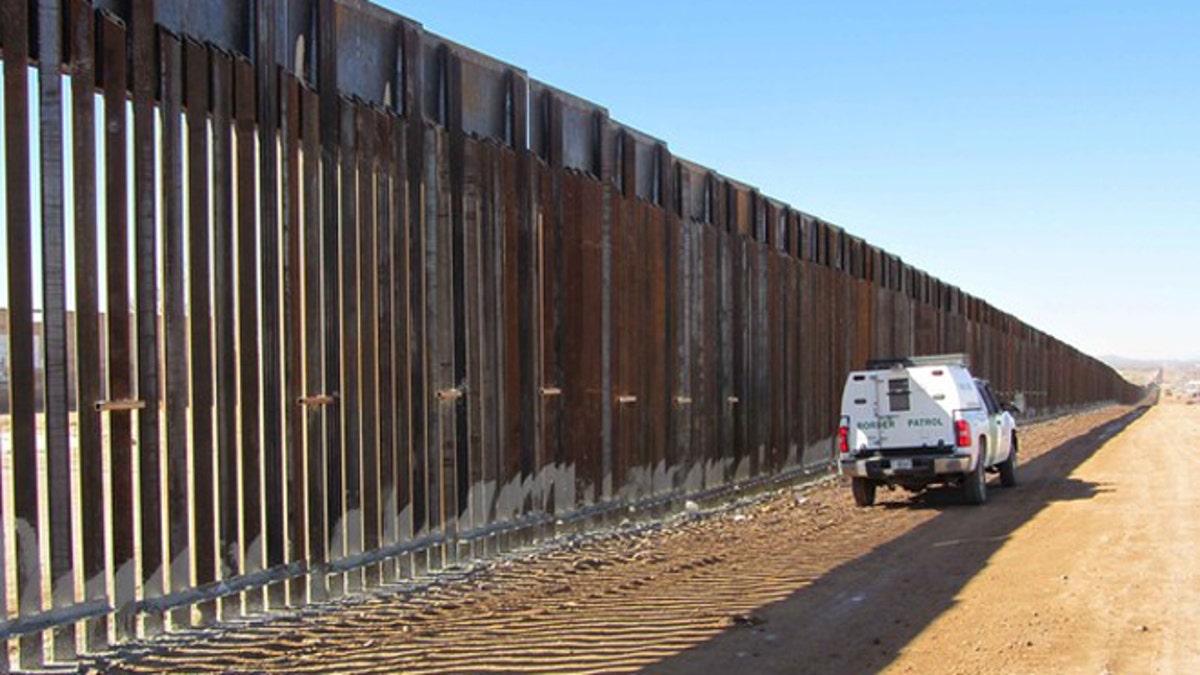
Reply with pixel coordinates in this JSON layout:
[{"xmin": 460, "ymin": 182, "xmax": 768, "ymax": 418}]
[{"xmin": 836, "ymin": 354, "xmax": 1018, "ymax": 506}]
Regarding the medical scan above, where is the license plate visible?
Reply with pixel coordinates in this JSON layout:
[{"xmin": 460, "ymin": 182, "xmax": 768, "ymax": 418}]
[{"xmin": 891, "ymin": 458, "xmax": 913, "ymax": 470}]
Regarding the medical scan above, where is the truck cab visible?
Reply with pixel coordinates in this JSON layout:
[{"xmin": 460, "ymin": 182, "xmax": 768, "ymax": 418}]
[{"xmin": 836, "ymin": 354, "xmax": 1018, "ymax": 506}]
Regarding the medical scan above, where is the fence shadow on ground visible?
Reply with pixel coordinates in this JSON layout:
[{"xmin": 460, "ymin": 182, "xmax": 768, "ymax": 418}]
[{"xmin": 647, "ymin": 406, "xmax": 1150, "ymax": 675}]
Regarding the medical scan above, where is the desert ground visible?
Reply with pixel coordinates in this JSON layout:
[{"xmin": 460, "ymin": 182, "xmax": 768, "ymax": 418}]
[{"xmin": 94, "ymin": 401, "xmax": 1197, "ymax": 674}]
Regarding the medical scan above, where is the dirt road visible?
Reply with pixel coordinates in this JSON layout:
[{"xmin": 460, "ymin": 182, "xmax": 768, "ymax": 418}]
[
  {"xmin": 659, "ymin": 403, "xmax": 1199, "ymax": 675},
  {"xmin": 97, "ymin": 403, "xmax": 1194, "ymax": 674},
  {"xmin": 880, "ymin": 400, "xmax": 1200, "ymax": 675}
]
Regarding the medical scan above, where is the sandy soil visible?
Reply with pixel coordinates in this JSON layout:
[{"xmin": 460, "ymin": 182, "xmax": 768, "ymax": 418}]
[
  {"xmin": 94, "ymin": 403, "xmax": 1194, "ymax": 674},
  {"xmin": 879, "ymin": 400, "xmax": 1200, "ymax": 675}
]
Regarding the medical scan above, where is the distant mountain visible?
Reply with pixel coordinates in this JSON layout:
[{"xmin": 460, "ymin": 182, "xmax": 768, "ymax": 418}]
[{"xmin": 1100, "ymin": 355, "xmax": 1199, "ymax": 370}]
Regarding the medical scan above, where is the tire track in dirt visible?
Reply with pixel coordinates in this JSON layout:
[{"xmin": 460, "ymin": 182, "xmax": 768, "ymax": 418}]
[{"xmin": 95, "ymin": 406, "xmax": 1133, "ymax": 674}]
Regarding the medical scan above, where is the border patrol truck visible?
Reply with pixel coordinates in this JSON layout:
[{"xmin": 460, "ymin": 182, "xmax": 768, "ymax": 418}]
[{"xmin": 836, "ymin": 354, "xmax": 1018, "ymax": 506}]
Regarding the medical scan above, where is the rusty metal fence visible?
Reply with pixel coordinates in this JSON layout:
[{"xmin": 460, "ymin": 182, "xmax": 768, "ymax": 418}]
[{"xmin": 0, "ymin": 0, "xmax": 1143, "ymax": 668}]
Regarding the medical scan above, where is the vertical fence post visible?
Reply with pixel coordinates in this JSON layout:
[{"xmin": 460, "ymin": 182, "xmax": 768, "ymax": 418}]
[
  {"xmin": 445, "ymin": 50, "xmax": 469, "ymax": 563},
  {"xmin": 184, "ymin": 36, "xmax": 217, "ymax": 626},
  {"xmin": 3, "ymin": 0, "xmax": 43, "ymax": 666},
  {"xmin": 36, "ymin": 0, "xmax": 76, "ymax": 656},
  {"xmin": 234, "ymin": 55, "xmax": 264, "ymax": 613},
  {"xmin": 300, "ymin": 81, "xmax": 328, "ymax": 601},
  {"xmin": 337, "ymin": 93, "xmax": 361, "ymax": 589},
  {"xmin": 209, "ymin": 45, "xmax": 240, "ymax": 622},
  {"xmin": 159, "ymin": 27, "xmax": 190, "ymax": 632},
  {"xmin": 68, "ymin": 0, "xmax": 107, "ymax": 653},
  {"xmin": 510, "ymin": 70, "xmax": 537, "ymax": 543},
  {"xmin": 399, "ymin": 20, "xmax": 430, "ymax": 576},
  {"xmin": 280, "ymin": 68, "xmax": 306, "ymax": 607},
  {"xmin": 316, "ymin": 0, "xmax": 344, "ymax": 597},
  {"xmin": 255, "ymin": 0, "xmax": 287, "ymax": 611},
  {"xmin": 356, "ymin": 102, "xmax": 381, "ymax": 585},
  {"xmin": 130, "ymin": 0, "xmax": 166, "ymax": 635},
  {"xmin": 374, "ymin": 106, "xmax": 397, "ymax": 577}
]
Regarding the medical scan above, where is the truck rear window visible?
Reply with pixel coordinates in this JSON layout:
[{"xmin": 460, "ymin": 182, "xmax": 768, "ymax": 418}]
[{"xmin": 888, "ymin": 378, "xmax": 911, "ymax": 412}]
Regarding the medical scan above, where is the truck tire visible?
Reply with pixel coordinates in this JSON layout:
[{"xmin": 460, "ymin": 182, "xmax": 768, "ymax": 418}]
[
  {"xmin": 851, "ymin": 478, "xmax": 876, "ymax": 507},
  {"xmin": 999, "ymin": 434, "xmax": 1018, "ymax": 488},
  {"xmin": 963, "ymin": 438, "xmax": 988, "ymax": 505}
]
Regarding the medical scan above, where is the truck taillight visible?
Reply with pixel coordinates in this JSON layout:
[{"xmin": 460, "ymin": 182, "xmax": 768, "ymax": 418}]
[
  {"xmin": 955, "ymin": 419, "xmax": 971, "ymax": 448},
  {"xmin": 838, "ymin": 417, "xmax": 850, "ymax": 454}
]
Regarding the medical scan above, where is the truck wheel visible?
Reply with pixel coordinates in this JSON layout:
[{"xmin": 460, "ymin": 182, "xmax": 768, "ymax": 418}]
[
  {"xmin": 851, "ymin": 478, "xmax": 876, "ymax": 507},
  {"xmin": 963, "ymin": 440, "xmax": 988, "ymax": 505},
  {"xmin": 999, "ymin": 435, "xmax": 1018, "ymax": 488}
]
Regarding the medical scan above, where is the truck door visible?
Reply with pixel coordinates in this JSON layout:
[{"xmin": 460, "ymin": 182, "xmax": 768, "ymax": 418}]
[
  {"xmin": 870, "ymin": 374, "xmax": 909, "ymax": 446},
  {"xmin": 853, "ymin": 374, "xmax": 885, "ymax": 446},
  {"xmin": 985, "ymin": 383, "xmax": 1013, "ymax": 460},
  {"xmin": 977, "ymin": 382, "xmax": 1006, "ymax": 463}
]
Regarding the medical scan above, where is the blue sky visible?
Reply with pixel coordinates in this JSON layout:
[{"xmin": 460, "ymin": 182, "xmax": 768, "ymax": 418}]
[
  {"xmin": 385, "ymin": 0, "xmax": 1199, "ymax": 360},
  {"xmin": 1, "ymin": 1, "xmax": 1194, "ymax": 361}
]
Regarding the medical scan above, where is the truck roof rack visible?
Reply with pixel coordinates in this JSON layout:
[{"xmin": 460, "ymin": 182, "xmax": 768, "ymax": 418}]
[{"xmin": 865, "ymin": 353, "xmax": 971, "ymax": 370}]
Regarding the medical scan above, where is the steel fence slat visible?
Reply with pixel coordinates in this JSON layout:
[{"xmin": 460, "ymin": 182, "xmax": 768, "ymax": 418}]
[
  {"xmin": 68, "ymin": 0, "xmax": 107, "ymax": 651},
  {"xmin": 97, "ymin": 10, "xmax": 137, "ymax": 643},
  {"xmin": 3, "ymin": 0, "xmax": 44, "ymax": 665},
  {"xmin": 375, "ymin": 109, "xmax": 397, "ymax": 574},
  {"xmin": 300, "ymin": 82, "xmax": 328, "ymax": 600},
  {"xmin": 355, "ymin": 102, "xmax": 381, "ymax": 584},
  {"xmin": 35, "ymin": 0, "xmax": 77, "ymax": 658},
  {"xmin": 183, "ymin": 36, "xmax": 216, "ymax": 625},
  {"xmin": 233, "ymin": 55, "xmax": 263, "ymax": 612},
  {"xmin": 279, "ymin": 69, "xmax": 306, "ymax": 607},
  {"xmin": 256, "ymin": 4, "xmax": 286, "ymax": 609},
  {"xmin": 159, "ymin": 28, "xmax": 190, "ymax": 632},
  {"xmin": 209, "ymin": 46, "xmax": 240, "ymax": 622},
  {"xmin": 338, "ymin": 95, "xmax": 362, "ymax": 588},
  {"xmin": 131, "ymin": 0, "xmax": 165, "ymax": 631}
]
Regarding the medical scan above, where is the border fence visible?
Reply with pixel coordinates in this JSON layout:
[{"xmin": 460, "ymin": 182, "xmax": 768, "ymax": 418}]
[{"xmin": 0, "ymin": 0, "xmax": 1145, "ymax": 668}]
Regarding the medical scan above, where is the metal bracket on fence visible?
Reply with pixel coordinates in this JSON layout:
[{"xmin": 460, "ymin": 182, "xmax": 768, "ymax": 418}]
[
  {"xmin": 675, "ymin": 396, "xmax": 693, "ymax": 406},
  {"xmin": 726, "ymin": 396, "xmax": 740, "ymax": 405},
  {"xmin": 94, "ymin": 399, "xmax": 146, "ymax": 412},
  {"xmin": 616, "ymin": 394, "xmax": 638, "ymax": 405},
  {"xmin": 540, "ymin": 386, "xmax": 563, "ymax": 397},
  {"xmin": 436, "ymin": 386, "xmax": 465, "ymax": 402},
  {"xmin": 297, "ymin": 393, "xmax": 338, "ymax": 408}
]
